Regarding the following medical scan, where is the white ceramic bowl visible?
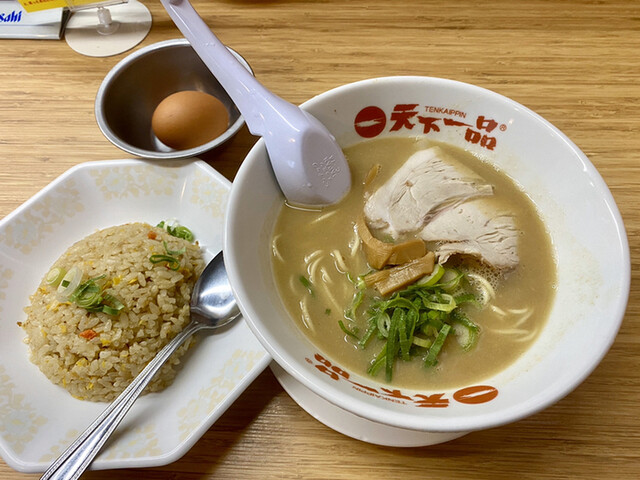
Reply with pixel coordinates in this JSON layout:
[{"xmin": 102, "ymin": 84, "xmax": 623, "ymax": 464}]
[{"xmin": 225, "ymin": 76, "xmax": 630, "ymax": 441}]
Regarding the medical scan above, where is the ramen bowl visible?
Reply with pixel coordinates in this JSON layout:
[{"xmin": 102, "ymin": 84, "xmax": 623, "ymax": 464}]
[
  {"xmin": 224, "ymin": 76, "xmax": 630, "ymax": 445},
  {"xmin": 95, "ymin": 38, "xmax": 251, "ymax": 160}
]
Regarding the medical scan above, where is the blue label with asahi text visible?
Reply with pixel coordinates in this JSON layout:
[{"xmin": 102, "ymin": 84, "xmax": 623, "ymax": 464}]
[{"xmin": 0, "ymin": 10, "xmax": 23, "ymax": 23}]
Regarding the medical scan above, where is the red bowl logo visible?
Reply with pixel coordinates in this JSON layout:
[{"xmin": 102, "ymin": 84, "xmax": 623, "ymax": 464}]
[
  {"xmin": 306, "ymin": 353, "xmax": 498, "ymax": 409},
  {"xmin": 354, "ymin": 104, "xmax": 508, "ymax": 151}
]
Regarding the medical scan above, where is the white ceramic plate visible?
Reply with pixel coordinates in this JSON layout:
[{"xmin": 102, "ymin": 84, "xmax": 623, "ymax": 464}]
[
  {"xmin": 270, "ymin": 363, "xmax": 466, "ymax": 447},
  {"xmin": 0, "ymin": 159, "xmax": 270, "ymax": 473}
]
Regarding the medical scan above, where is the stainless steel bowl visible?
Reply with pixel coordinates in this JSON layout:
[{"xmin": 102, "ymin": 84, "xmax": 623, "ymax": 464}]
[{"xmin": 95, "ymin": 38, "xmax": 251, "ymax": 159}]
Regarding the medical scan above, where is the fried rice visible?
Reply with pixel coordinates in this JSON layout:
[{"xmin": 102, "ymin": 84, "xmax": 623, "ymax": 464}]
[{"xmin": 21, "ymin": 222, "xmax": 204, "ymax": 401}]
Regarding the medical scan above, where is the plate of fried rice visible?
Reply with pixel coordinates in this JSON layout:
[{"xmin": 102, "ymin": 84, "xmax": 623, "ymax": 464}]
[{"xmin": 0, "ymin": 159, "xmax": 270, "ymax": 473}]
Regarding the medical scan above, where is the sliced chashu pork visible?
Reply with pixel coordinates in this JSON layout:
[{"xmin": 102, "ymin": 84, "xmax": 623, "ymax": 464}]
[
  {"xmin": 421, "ymin": 200, "xmax": 519, "ymax": 270},
  {"xmin": 364, "ymin": 146, "xmax": 493, "ymax": 238},
  {"xmin": 364, "ymin": 146, "xmax": 519, "ymax": 271}
]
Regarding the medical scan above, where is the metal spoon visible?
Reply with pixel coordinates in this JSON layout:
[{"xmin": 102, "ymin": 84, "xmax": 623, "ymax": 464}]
[
  {"xmin": 40, "ymin": 251, "xmax": 240, "ymax": 480},
  {"xmin": 160, "ymin": 0, "xmax": 351, "ymax": 206}
]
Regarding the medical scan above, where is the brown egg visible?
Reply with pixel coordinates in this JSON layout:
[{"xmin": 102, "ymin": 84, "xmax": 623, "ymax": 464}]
[{"xmin": 151, "ymin": 90, "xmax": 230, "ymax": 150}]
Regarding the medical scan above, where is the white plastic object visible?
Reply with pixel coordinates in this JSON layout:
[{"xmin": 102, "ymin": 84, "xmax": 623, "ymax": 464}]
[
  {"xmin": 160, "ymin": 0, "xmax": 351, "ymax": 206},
  {"xmin": 96, "ymin": 6, "xmax": 118, "ymax": 35},
  {"xmin": 65, "ymin": 0, "xmax": 151, "ymax": 58}
]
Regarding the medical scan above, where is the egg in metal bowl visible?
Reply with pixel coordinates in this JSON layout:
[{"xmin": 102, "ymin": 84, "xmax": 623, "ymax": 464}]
[{"xmin": 95, "ymin": 38, "xmax": 251, "ymax": 159}]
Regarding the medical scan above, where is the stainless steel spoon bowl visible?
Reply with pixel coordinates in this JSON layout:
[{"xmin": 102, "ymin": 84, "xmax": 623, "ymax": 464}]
[{"xmin": 40, "ymin": 251, "xmax": 240, "ymax": 480}]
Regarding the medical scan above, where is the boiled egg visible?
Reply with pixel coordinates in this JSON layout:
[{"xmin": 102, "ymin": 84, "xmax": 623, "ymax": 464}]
[{"xmin": 151, "ymin": 90, "xmax": 230, "ymax": 150}]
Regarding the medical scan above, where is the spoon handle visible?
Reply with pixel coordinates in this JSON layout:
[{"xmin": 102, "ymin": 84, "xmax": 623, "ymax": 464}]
[
  {"xmin": 40, "ymin": 320, "xmax": 205, "ymax": 480},
  {"xmin": 160, "ymin": 0, "xmax": 303, "ymax": 138}
]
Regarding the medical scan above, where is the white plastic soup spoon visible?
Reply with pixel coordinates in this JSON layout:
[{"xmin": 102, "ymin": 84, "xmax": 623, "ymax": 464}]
[{"xmin": 161, "ymin": 0, "xmax": 351, "ymax": 206}]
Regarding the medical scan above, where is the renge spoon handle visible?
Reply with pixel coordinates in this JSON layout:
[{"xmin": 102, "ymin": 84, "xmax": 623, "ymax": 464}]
[{"xmin": 160, "ymin": 0, "xmax": 351, "ymax": 206}]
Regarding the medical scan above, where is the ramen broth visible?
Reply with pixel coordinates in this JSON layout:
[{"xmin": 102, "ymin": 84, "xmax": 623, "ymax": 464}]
[{"xmin": 271, "ymin": 137, "xmax": 556, "ymax": 390}]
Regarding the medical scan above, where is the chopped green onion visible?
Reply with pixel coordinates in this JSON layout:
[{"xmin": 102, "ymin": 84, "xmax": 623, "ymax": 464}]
[
  {"xmin": 62, "ymin": 272, "xmax": 125, "ymax": 316},
  {"xmin": 338, "ymin": 320, "xmax": 359, "ymax": 339},
  {"xmin": 149, "ymin": 241, "xmax": 185, "ymax": 270},
  {"xmin": 421, "ymin": 293, "xmax": 457, "ymax": 313},
  {"xmin": 400, "ymin": 308, "xmax": 418, "ymax": 359},
  {"xmin": 172, "ymin": 226, "xmax": 194, "ymax": 242},
  {"xmin": 157, "ymin": 221, "xmax": 195, "ymax": 242},
  {"xmin": 100, "ymin": 305, "xmax": 120, "ymax": 316},
  {"xmin": 454, "ymin": 293, "xmax": 479, "ymax": 306},
  {"xmin": 150, "ymin": 254, "xmax": 181, "ymax": 270},
  {"xmin": 426, "ymin": 309, "xmax": 445, "ymax": 327},
  {"xmin": 412, "ymin": 336, "xmax": 432, "ymax": 348},
  {"xmin": 299, "ymin": 275, "xmax": 314, "ymax": 296},
  {"xmin": 162, "ymin": 241, "xmax": 186, "ymax": 257},
  {"xmin": 346, "ymin": 264, "xmax": 484, "ymax": 381},
  {"xmin": 421, "ymin": 323, "xmax": 439, "ymax": 338},
  {"xmin": 417, "ymin": 263, "xmax": 444, "ymax": 286},
  {"xmin": 345, "ymin": 288, "xmax": 365, "ymax": 320},
  {"xmin": 436, "ymin": 268, "xmax": 464, "ymax": 291},
  {"xmin": 397, "ymin": 312, "xmax": 409, "ymax": 362},
  {"xmin": 69, "ymin": 275, "xmax": 105, "ymax": 309},
  {"xmin": 91, "ymin": 293, "xmax": 125, "ymax": 316},
  {"xmin": 358, "ymin": 315, "xmax": 379, "ymax": 348},
  {"xmin": 451, "ymin": 310, "xmax": 479, "ymax": 351},
  {"xmin": 56, "ymin": 266, "xmax": 83, "ymax": 301},
  {"xmin": 424, "ymin": 323, "xmax": 451, "ymax": 367},
  {"xmin": 385, "ymin": 309, "xmax": 401, "ymax": 381},
  {"xmin": 376, "ymin": 311, "xmax": 391, "ymax": 337},
  {"xmin": 46, "ymin": 267, "xmax": 66, "ymax": 287},
  {"xmin": 367, "ymin": 343, "xmax": 387, "ymax": 377}
]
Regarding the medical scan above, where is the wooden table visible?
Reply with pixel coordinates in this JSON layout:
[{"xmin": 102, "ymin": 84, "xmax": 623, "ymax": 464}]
[{"xmin": 1, "ymin": 1, "xmax": 638, "ymax": 478}]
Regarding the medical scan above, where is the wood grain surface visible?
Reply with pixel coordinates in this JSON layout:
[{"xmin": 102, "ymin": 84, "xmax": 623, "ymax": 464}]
[{"xmin": 1, "ymin": 1, "xmax": 639, "ymax": 479}]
